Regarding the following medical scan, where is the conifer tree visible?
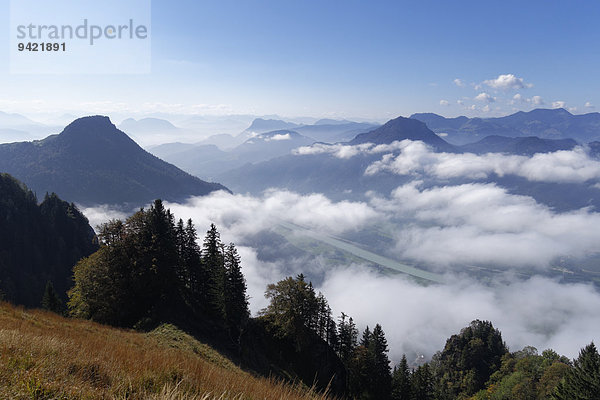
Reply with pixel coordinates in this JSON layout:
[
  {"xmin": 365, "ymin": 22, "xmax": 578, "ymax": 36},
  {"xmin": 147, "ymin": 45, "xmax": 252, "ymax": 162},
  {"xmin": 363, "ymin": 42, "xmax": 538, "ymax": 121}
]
[
  {"xmin": 224, "ymin": 243, "xmax": 249, "ymax": 334},
  {"xmin": 553, "ymin": 342, "xmax": 600, "ymax": 399},
  {"xmin": 361, "ymin": 326, "xmax": 372, "ymax": 347},
  {"xmin": 411, "ymin": 364, "xmax": 434, "ymax": 400},
  {"xmin": 391, "ymin": 355, "xmax": 411, "ymax": 400},
  {"xmin": 326, "ymin": 316, "xmax": 339, "ymax": 350},
  {"xmin": 338, "ymin": 313, "xmax": 358, "ymax": 364},
  {"xmin": 370, "ymin": 324, "xmax": 392, "ymax": 399},
  {"xmin": 41, "ymin": 280, "xmax": 62, "ymax": 313},
  {"xmin": 201, "ymin": 223, "xmax": 226, "ymax": 321}
]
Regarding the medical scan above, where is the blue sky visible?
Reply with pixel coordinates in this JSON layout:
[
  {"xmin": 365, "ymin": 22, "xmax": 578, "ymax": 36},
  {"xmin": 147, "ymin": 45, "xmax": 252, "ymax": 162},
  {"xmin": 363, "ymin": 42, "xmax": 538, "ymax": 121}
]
[{"xmin": 0, "ymin": 0, "xmax": 599, "ymax": 120}]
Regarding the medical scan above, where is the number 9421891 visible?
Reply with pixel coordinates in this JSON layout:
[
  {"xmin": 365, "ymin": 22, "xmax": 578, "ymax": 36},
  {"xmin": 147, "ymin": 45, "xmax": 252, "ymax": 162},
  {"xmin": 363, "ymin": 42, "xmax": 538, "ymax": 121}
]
[{"xmin": 18, "ymin": 42, "xmax": 66, "ymax": 52}]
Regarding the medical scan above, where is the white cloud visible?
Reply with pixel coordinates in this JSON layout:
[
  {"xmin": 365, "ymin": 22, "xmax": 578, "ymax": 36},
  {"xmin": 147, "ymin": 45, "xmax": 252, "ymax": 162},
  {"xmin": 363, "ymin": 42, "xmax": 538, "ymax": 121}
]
[
  {"xmin": 531, "ymin": 95, "xmax": 544, "ymax": 105},
  {"xmin": 365, "ymin": 140, "xmax": 600, "ymax": 184},
  {"xmin": 368, "ymin": 181, "xmax": 600, "ymax": 268},
  {"xmin": 475, "ymin": 92, "xmax": 495, "ymax": 103},
  {"xmin": 78, "ymin": 205, "xmax": 129, "ymax": 231},
  {"xmin": 585, "ymin": 101, "xmax": 594, "ymax": 109},
  {"xmin": 453, "ymin": 78, "xmax": 465, "ymax": 87},
  {"xmin": 483, "ymin": 74, "xmax": 533, "ymax": 90},
  {"xmin": 440, "ymin": 99, "xmax": 450, "ymax": 106},
  {"xmin": 294, "ymin": 141, "xmax": 409, "ymax": 159},
  {"xmin": 512, "ymin": 93, "xmax": 525, "ymax": 105},
  {"xmin": 165, "ymin": 190, "xmax": 378, "ymax": 241},
  {"xmin": 552, "ymin": 101, "xmax": 567, "ymax": 109},
  {"xmin": 457, "ymin": 100, "xmax": 464, "ymax": 106},
  {"xmin": 482, "ymin": 105, "xmax": 491, "ymax": 112},
  {"xmin": 265, "ymin": 133, "xmax": 291, "ymax": 141},
  {"xmin": 320, "ymin": 270, "xmax": 600, "ymax": 362}
]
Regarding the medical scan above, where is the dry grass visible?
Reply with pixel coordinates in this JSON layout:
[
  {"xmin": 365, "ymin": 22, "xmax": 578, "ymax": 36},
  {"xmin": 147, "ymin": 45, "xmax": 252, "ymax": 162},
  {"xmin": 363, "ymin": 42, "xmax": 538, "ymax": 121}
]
[{"xmin": 0, "ymin": 302, "xmax": 334, "ymax": 400}]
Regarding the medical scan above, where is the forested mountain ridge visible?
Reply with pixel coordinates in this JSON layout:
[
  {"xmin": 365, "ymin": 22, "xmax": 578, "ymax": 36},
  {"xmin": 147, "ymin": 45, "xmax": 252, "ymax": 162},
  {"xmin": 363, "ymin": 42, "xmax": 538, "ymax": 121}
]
[
  {"xmin": 0, "ymin": 116, "xmax": 229, "ymax": 206},
  {"xmin": 0, "ymin": 173, "xmax": 98, "ymax": 307}
]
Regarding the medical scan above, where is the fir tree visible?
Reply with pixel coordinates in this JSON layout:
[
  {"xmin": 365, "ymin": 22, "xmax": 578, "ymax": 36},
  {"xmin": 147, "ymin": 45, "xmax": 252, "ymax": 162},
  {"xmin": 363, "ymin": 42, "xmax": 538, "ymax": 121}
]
[
  {"xmin": 338, "ymin": 313, "xmax": 358, "ymax": 364},
  {"xmin": 411, "ymin": 364, "xmax": 434, "ymax": 400},
  {"xmin": 553, "ymin": 342, "xmax": 600, "ymax": 399},
  {"xmin": 224, "ymin": 243, "xmax": 249, "ymax": 334},
  {"xmin": 361, "ymin": 326, "xmax": 372, "ymax": 347},
  {"xmin": 201, "ymin": 223, "xmax": 226, "ymax": 320},
  {"xmin": 41, "ymin": 280, "xmax": 62, "ymax": 313},
  {"xmin": 391, "ymin": 355, "xmax": 411, "ymax": 400},
  {"xmin": 369, "ymin": 324, "xmax": 392, "ymax": 399}
]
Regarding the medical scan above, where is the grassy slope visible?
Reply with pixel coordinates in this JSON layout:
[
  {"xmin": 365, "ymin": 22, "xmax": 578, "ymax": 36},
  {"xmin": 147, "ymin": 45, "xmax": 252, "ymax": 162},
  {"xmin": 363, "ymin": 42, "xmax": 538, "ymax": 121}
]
[{"xmin": 0, "ymin": 302, "xmax": 333, "ymax": 400}]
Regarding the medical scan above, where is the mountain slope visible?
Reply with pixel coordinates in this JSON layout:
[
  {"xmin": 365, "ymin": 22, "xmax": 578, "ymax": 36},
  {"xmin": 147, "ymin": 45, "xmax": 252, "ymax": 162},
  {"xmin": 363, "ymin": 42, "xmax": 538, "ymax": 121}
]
[
  {"xmin": 0, "ymin": 303, "xmax": 332, "ymax": 399},
  {"xmin": 0, "ymin": 173, "xmax": 98, "ymax": 306},
  {"xmin": 0, "ymin": 116, "xmax": 228, "ymax": 205}
]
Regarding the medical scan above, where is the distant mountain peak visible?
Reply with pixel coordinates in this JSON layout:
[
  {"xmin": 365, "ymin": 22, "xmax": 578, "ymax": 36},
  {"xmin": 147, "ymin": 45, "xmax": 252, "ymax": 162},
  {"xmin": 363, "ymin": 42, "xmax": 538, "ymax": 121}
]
[
  {"xmin": 314, "ymin": 118, "xmax": 353, "ymax": 126},
  {"xmin": 529, "ymin": 107, "xmax": 572, "ymax": 116},
  {"xmin": 60, "ymin": 115, "xmax": 119, "ymax": 138},
  {"xmin": 246, "ymin": 118, "xmax": 300, "ymax": 132},
  {"xmin": 65, "ymin": 115, "xmax": 113, "ymax": 129},
  {"xmin": 0, "ymin": 115, "xmax": 229, "ymax": 205},
  {"xmin": 350, "ymin": 115, "xmax": 456, "ymax": 152},
  {"xmin": 56, "ymin": 115, "xmax": 137, "ymax": 150}
]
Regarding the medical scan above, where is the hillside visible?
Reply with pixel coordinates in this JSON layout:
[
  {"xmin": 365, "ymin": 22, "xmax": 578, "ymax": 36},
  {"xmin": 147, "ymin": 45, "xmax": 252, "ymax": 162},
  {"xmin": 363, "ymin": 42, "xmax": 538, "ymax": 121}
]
[
  {"xmin": 0, "ymin": 116, "xmax": 228, "ymax": 206},
  {"xmin": 0, "ymin": 173, "xmax": 98, "ymax": 307},
  {"xmin": 0, "ymin": 302, "xmax": 332, "ymax": 400}
]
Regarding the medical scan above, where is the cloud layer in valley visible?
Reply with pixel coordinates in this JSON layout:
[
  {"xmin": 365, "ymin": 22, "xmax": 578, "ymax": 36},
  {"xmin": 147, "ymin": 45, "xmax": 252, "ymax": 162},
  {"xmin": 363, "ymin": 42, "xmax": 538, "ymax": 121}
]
[
  {"xmin": 81, "ymin": 185, "xmax": 600, "ymax": 362},
  {"xmin": 320, "ymin": 269, "xmax": 600, "ymax": 363},
  {"xmin": 297, "ymin": 139, "xmax": 600, "ymax": 184},
  {"xmin": 369, "ymin": 181, "xmax": 600, "ymax": 267}
]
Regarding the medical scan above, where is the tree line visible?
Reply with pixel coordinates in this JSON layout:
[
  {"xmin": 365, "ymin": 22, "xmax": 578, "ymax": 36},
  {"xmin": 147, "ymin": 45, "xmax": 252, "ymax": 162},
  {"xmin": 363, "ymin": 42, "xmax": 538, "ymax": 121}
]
[
  {"xmin": 260, "ymin": 275, "xmax": 600, "ymax": 399},
  {"xmin": 68, "ymin": 199, "xmax": 249, "ymax": 337}
]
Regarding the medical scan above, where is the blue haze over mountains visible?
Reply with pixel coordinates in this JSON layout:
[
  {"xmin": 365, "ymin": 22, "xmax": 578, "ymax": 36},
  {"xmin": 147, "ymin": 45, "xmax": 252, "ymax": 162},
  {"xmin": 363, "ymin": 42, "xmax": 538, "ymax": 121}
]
[
  {"xmin": 2, "ymin": 108, "xmax": 600, "ymax": 212},
  {"xmin": 0, "ymin": 116, "xmax": 227, "ymax": 206},
  {"xmin": 213, "ymin": 110, "xmax": 600, "ymax": 213},
  {"xmin": 410, "ymin": 108, "xmax": 600, "ymax": 145}
]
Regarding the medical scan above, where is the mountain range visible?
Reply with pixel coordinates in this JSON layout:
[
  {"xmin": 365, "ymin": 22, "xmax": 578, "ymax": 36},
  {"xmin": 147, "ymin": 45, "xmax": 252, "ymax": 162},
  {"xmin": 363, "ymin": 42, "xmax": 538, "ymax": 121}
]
[
  {"xmin": 216, "ymin": 115, "xmax": 600, "ymax": 211},
  {"xmin": 0, "ymin": 116, "xmax": 228, "ymax": 206},
  {"xmin": 411, "ymin": 108, "xmax": 600, "ymax": 145},
  {"xmin": 2, "ymin": 109, "xmax": 598, "ymax": 211},
  {"xmin": 0, "ymin": 111, "xmax": 63, "ymax": 143},
  {"xmin": 149, "ymin": 118, "xmax": 378, "ymax": 179}
]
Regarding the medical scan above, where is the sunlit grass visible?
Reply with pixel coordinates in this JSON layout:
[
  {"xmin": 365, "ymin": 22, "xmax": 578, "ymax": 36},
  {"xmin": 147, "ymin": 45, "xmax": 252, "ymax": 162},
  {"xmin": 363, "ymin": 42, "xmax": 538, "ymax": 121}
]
[{"xmin": 0, "ymin": 302, "xmax": 333, "ymax": 399}]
